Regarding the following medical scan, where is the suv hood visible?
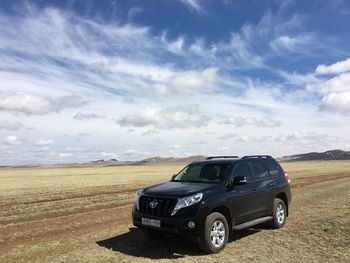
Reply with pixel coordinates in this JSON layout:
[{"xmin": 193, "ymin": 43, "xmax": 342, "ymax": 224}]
[{"xmin": 143, "ymin": 181, "xmax": 217, "ymax": 197}]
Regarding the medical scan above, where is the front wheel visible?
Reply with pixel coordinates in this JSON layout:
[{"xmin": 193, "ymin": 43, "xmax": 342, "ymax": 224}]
[
  {"xmin": 270, "ymin": 198, "xmax": 287, "ymax": 228},
  {"xmin": 198, "ymin": 212, "xmax": 229, "ymax": 254}
]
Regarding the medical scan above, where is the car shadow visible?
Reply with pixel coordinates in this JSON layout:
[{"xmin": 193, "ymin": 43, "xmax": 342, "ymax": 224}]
[
  {"xmin": 96, "ymin": 226, "xmax": 266, "ymax": 259},
  {"xmin": 96, "ymin": 227, "xmax": 199, "ymax": 259}
]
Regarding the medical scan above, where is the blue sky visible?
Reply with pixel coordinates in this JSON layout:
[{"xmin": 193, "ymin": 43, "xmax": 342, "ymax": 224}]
[{"xmin": 1, "ymin": 0, "xmax": 350, "ymax": 165}]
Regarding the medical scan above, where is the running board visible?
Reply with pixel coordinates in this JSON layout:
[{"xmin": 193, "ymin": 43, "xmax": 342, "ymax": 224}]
[{"xmin": 232, "ymin": 216, "xmax": 273, "ymax": 230}]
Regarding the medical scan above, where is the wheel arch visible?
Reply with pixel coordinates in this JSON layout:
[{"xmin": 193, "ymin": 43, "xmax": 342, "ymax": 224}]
[
  {"xmin": 276, "ymin": 192, "xmax": 288, "ymax": 216},
  {"xmin": 209, "ymin": 205, "xmax": 233, "ymax": 234}
]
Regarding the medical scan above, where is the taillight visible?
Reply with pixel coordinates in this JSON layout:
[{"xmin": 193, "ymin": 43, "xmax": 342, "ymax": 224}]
[{"xmin": 285, "ymin": 173, "xmax": 291, "ymax": 184}]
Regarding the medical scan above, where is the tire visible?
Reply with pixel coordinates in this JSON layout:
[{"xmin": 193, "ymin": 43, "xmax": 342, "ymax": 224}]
[
  {"xmin": 198, "ymin": 212, "xmax": 229, "ymax": 254},
  {"xmin": 270, "ymin": 198, "xmax": 287, "ymax": 229},
  {"xmin": 143, "ymin": 228, "xmax": 164, "ymax": 239}
]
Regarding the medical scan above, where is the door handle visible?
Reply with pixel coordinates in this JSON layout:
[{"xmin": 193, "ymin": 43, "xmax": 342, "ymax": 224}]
[
  {"xmin": 269, "ymin": 182, "xmax": 276, "ymax": 187},
  {"xmin": 251, "ymin": 187, "xmax": 257, "ymax": 191}
]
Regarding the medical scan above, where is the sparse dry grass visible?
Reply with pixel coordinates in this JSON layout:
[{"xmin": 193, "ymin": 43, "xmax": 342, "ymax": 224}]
[{"xmin": 0, "ymin": 161, "xmax": 349, "ymax": 262}]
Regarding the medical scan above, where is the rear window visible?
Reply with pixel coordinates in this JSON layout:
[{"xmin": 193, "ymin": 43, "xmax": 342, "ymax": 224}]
[
  {"xmin": 266, "ymin": 160, "xmax": 283, "ymax": 177},
  {"xmin": 251, "ymin": 162, "xmax": 268, "ymax": 180}
]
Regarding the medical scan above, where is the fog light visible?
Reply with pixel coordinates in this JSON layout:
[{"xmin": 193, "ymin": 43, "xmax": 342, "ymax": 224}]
[{"xmin": 187, "ymin": 221, "xmax": 196, "ymax": 229}]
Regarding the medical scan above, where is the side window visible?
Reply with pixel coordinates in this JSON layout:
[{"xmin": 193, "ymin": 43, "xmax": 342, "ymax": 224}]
[
  {"xmin": 266, "ymin": 160, "xmax": 282, "ymax": 177},
  {"xmin": 232, "ymin": 163, "xmax": 252, "ymax": 180},
  {"xmin": 251, "ymin": 162, "xmax": 268, "ymax": 180}
]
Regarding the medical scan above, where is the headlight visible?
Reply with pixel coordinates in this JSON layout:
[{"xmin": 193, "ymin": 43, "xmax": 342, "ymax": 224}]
[
  {"xmin": 135, "ymin": 189, "xmax": 143, "ymax": 210},
  {"xmin": 171, "ymin": 192, "xmax": 203, "ymax": 216}
]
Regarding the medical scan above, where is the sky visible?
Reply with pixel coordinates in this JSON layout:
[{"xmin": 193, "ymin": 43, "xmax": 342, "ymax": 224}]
[{"xmin": 1, "ymin": 0, "xmax": 350, "ymax": 165}]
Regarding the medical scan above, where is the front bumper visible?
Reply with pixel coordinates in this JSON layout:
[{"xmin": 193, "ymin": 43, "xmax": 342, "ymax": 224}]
[{"xmin": 132, "ymin": 204, "xmax": 204, "ymax": 238}]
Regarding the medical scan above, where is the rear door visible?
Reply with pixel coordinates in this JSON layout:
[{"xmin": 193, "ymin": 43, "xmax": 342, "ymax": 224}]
[
  {"xmin": 249, "ymin": 161, "xmax": 275, "ymax": 218},
  {"xmin": 265, "ymin": 159, "xmax": 282, "ymax": 213}
]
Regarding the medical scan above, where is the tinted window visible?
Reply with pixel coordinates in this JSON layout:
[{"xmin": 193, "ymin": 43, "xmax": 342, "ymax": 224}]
[
  {"xmin": 233, "ymin": 163, "xmax": 252, "ymax": 180},
  {"xmin": 173, "ymin": 163, "xmax": 231, "ymax": 183},
  {"xmin": 252, "ymin": 162, "xmax": 268, "ymax": 180},
  {"xmin": 266, "ymin": 160, "xmax": 282, "ymax": 177}
]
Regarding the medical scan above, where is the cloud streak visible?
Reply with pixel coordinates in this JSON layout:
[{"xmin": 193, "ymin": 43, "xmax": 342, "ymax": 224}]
[{"xmin": 0, "ymin": 93, "xmax": 88, "ymax": 115}]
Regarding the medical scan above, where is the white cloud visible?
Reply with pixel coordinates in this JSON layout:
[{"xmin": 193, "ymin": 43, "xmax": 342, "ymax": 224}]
[
  {"xmin": 270, "ymin": 35, "xmax": 316, "ymax": 53},
  {"xmin": 4, "ymin": 135, "xmax": 22, "ymax": 145},
  {"xmin": 221, "ymin": 116, "xmax": 282, "ymax": 128},
  {"xmin": 218, "ymin": 146, "xmax": 229, "ymax": 151},
  {"xmin": 229, "ymin": 131, "xmax": 341, "ymax": 147},
  {"xmin": 275, "ymin": 131, "xmax": 341, "ymax": 145},
  {"xmin": 0, "ymin": 121, "xmax": 23, "ymax": 131},
  {"xmin": 278, "ymin": 70, "xmax": 320, "ymax": 86},
  {"xmin": 117, "ymin": 106, "xmax": 210, "ymax": 129},
  {"xmin": 218, "ymin": 133, "xmax": 238, "ymax": 140},
  {"xmin": 123, "ymin": 149, "xmax": 139, "ymax": 156},
  {"xmin": 306, "ymin": 58, "xmax": 350, "ymax": 112},
  {"xmin": 0, "ymin": 93, "xmax": 52, "ymax": 115},
  {"xmin": 121, "ymin": 149, "xmax": 149, "ymax": 159},
  {"xmin": 178, "ymin": 0, "xmax": 204, "ymax": 13},
  {"xmin": 34, "ymin": 139, "xmax": 54, "ymax": 146},
  {"xmin": 100, "ymin": 152, "xmax": 118, "ymax": 159},
  {"xmin": 0, "ymin": 93, "xmax": 88, "ymax": 115},
  {"xmin": 316, "ymin": 58, "xmax": 350, "ymax": 75},
  {"xmin": 161, "ymin": 33, "xmax": 185, "ymax": 55},
  {"xmin": 73, "ymin": 112, "xmax": 105, "ymax": 120},
  {"xmin": 155, "ymin": 67, "xmax": 219, "ymax": 96},
  {"xmin": 58, "ymin": 153, "xmax": 72, "ymax": 158},
  {"xmin": 141, "ymin": 129, "xmax": 160, "ymax": 136},
  {"xmin": 236, "ymin": 136, "xmax": 249, "ymax": 142},
  {"xmin": 319, "ymin": 91, "xmax": 350, "ymax": 112}
]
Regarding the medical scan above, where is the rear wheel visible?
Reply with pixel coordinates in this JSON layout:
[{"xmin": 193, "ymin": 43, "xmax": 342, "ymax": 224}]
[
  {"xmin": 198, "ymin": 212, "xmax": 229, "ymax": 254},
  {"xmin": 270, "ymin": 198, "xmax": 287, "ymax": 228}
]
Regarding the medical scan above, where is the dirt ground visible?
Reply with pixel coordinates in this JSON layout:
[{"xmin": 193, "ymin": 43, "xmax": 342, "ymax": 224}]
[{"xmin": 0, "ymin": 161, "xmax": 349, "ymax": 263}]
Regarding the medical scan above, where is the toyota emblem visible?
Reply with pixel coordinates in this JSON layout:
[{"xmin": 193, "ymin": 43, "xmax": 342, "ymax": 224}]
[{"xmin": 149, "ymin": 199, "xmax": 158, "ymax": 209}]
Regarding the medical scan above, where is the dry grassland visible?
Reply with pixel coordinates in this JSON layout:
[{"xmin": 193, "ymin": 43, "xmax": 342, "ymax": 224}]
[{"xmin": 0, "ymin": 161, "xmax": 349, "ymax": 262}]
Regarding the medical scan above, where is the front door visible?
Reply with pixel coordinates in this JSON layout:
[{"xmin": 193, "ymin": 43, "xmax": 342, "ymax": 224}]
[{"xmin": 227, "ymin": 162, "xmax": 258, "ymax": 224}]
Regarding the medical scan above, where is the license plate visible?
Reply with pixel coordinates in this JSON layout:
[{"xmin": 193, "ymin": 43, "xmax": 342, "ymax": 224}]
[{"xmin": 142, "ymin": 217, "xmax": 161, "ymax": 228}]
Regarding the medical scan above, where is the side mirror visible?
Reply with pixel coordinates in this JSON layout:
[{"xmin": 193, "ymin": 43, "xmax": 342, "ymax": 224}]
[{"xmin": 233, "ymin": 176, "xmax": 247, "ymax": 185}]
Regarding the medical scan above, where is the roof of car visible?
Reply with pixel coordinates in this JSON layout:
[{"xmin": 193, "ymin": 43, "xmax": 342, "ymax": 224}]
[
  {"xmin": 191, "ymin": 158, "xmax": 239, "ymax": 165},
  {"xmin": 191, "ymin": 155, "xmax": 274, "ymax": 165}
]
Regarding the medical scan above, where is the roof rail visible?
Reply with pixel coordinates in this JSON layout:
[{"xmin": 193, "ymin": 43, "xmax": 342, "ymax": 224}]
[
  {"xmin": 241, "ymin": 155, "xmax": 272, "ymax": 159},
  {"xmin": 206, "ymin": 156, "xmax": 239, "ymax": 160}
]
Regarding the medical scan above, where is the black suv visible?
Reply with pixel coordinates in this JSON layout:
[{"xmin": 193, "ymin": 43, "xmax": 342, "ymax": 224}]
[{"xmin": 132, "ymin": 155, "xmax": 291, "ymax": 254}]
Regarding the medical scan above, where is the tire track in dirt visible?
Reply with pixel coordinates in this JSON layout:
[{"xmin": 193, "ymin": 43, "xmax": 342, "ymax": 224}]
[
  {"xmin": 290, "ymin": 173, "xmax": 349, "ymax": 188},
  {"xmin": 0, "ymin": 205, "xmax": 132, "ymax": 254},
  {"xmin": 0, "ymin": 186, "xmax": 141, "ymax": 223},
  {"xmin": 0, "ymin": 193, "xmax": 133, "ymax": 220},
  {"xmin": 0, "ymin": 186, "xmax": 140, "ymax": 208},
  {"xmin": 0, "ymin": 198, "xmax": 133, "ymax": 225}
]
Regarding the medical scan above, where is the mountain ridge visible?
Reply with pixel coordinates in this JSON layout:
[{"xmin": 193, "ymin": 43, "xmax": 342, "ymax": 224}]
[
  {"xmin": 278, "ymin": 149, "xmax": 350, "ymax": 162},
  {"xmin": 2, "ymin": 150, "xmax": 350, "ymax": 168}
]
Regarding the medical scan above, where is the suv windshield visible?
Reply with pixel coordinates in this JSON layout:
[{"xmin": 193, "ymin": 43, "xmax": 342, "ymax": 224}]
[{"xmin": 173, "ymin": 163, "xmax": 231, "ymax": 183}]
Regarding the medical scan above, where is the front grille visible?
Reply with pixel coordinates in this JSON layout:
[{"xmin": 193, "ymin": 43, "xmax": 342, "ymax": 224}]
[{"xmin": 139, "ymin": 196, "xmax": 177, "ymax": 217}]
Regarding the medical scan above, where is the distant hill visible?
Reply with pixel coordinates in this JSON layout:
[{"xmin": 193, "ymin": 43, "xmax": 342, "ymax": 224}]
[
  {"xmin": 139, "ymin": 155, "xmax": 206, "ymax": 165},
  {"xmin": 279, "ymin": 150, "xmax": 350, "ymax": 162},
  {"xmin": 81, "ymin": 155, "xmax": 206, "ymax": 167},
  {"xmin": 4, "ymin": 150, "xmax": 350, "ymax": 168}
]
